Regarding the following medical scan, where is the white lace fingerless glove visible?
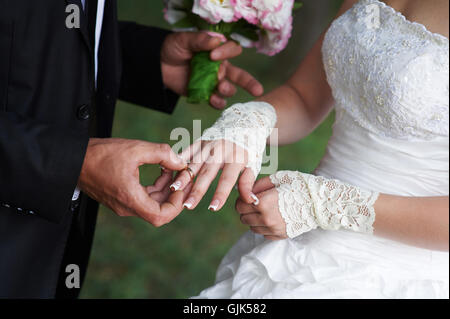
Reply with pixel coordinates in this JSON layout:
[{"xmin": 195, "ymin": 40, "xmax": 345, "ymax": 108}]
[
  {"xmin": 270, "ymin": 171, "xmax": 379, "ymax": 238},
  {"xmin": 200, "ymin": 102, "xmax": 277, "ymax": 178}
]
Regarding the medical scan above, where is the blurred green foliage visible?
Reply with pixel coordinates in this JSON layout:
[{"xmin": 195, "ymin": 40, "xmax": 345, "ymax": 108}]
[{"xmin": 80, "ymin": 0, "xmax": 343, "ymax": 299}]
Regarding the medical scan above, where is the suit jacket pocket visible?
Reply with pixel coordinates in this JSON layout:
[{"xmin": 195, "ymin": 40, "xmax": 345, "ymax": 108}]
[{"xmin": 0, "ymin": 20, "xmax": 13, "ymax": 111}]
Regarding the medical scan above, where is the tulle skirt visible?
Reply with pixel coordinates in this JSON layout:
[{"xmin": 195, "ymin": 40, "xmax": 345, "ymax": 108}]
[{"xmin": 194, "ymin": 229, "xmax": 448, "ymax": 299}]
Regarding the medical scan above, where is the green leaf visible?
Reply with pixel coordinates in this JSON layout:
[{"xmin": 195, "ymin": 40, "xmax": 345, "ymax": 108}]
[
  {"xmin": 293, "ymin": 2, "xmax": 304, "ymax": 11},
  {"xmin": 227, "ymin": 19, "xmax": 259, "ymax": 41},
  {"xmin": 231, "ymin": 27, "xmax": 259, "ymax": 42},
  {"xmin": 187, "ymin": 52, "xmax": 221, "ymax": 104},
  {"xmin": 194, "ymin": 15, "xmax": 214, "ymax": 30}
]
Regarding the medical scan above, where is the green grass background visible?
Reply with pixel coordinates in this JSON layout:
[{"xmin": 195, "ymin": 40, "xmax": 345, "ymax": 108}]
[{"xmin": 80, "ymin": 0, "xmax": 343, "ymax": 299}]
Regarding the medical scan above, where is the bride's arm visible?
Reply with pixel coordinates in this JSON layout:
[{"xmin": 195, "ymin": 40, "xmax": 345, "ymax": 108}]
[
  {"xmin": 374, "ymin": 195, "xmax": 449, "ymax": 251},
  {"xmin": 260, "ymin": 33, "xmax": 334, "ymax": 145},
  {"xmin": 237, "ymin": 174, "xmax": 449, "ymax": 252},
  {"xmin": 259, "ymin": 0, "xmax": 358, "ymax": 145}
]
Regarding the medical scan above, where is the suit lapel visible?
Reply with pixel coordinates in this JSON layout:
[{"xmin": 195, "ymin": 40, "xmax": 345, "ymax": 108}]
[{"xmin": 65, "ymin": 0, "xmax": 93, "ymax": 55}]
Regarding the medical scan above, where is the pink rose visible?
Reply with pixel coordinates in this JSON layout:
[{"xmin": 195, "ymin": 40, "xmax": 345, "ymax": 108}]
[
  {"xmin": 256, "ymin": 16, "xmax": 293, "ymax": 56},
  {"xmin": 231, "ymin": 0, "xmax": 259, "ymax": 25},
  {"xmin": 253, "ymin": 0, "xmax": 294, "ymax": 31}
]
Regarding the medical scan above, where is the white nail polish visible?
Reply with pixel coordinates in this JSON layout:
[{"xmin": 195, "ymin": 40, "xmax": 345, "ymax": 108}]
[
  {"xmin": 209, "ymin": 200, "xmax": 220, "ymax": 212},
  {"xmin": 251, "ymin": 194, "xmax": 260, "ymax": 206},
  {"xmin": 183, "ymin": 203, "xmax": 193, "ymax": 209},
  {"xmin": 208, "ymin": 204, "xmax": 219, "ymax": 211},
  {"xmin": 170, "ymin": 181, "xmax": 181, "ymax": 191}
]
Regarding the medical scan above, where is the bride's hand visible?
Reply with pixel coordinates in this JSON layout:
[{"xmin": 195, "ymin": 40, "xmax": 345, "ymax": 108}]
[
  {"xmin": 238, "ymin": 171, "xmax": 379, "ymax": 241},
  {"xmin": 235, "ymin": 176, "xmax": 289, "ymax": 241},
  {"xmin": 170, "ymin": 139, "xmax": 259, "ymax": 211}
]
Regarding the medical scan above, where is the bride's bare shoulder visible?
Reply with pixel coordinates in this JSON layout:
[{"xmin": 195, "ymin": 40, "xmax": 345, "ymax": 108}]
[
  {"xmin": 341, "ymin": 0, "xmax": 361, "ymax": 11},
  {"xmin": 386, "ymin": 0, "xmax": 449, "ymax": 39}
]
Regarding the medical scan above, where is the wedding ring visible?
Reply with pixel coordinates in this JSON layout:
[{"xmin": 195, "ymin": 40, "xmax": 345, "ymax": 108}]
[{"xmin": 185, "ymin": 167, "xmax": 196, "ymax": 181}]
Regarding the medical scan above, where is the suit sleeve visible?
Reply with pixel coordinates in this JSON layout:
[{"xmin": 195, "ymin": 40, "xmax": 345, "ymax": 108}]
[
  {"xmin": 118, "ymin": 22, "xmax": 179, "ymax": 114},
  {"xmin": 0, "ymin": 112, "xmax": 89, "ymax": 223}
]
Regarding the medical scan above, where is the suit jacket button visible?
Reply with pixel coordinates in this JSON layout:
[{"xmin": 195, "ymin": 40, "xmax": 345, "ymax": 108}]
[{"xmin": 77, "ymin": 104, "xmax": 90, "ymax": 120}]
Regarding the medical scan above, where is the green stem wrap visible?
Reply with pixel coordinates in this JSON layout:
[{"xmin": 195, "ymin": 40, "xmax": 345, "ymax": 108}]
[{"xmin": 187, "ymin": 52, "xmax": 221, "ymax": 104}]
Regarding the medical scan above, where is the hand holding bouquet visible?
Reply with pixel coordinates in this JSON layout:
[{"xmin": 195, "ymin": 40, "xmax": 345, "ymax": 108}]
[{"xmin": 164, "ymin": 0, "xmax": 302, "ymax": 103}]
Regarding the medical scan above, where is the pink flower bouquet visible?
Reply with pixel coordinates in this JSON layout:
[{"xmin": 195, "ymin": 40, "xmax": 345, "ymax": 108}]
[{"xmin": 163, "ymin": 0, "xmax": 303, "ymax": 103}]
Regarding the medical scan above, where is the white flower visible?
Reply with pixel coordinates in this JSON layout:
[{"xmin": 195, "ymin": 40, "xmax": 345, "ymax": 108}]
[
  {"xmin": 164, "ymin": 0, "xmax": 188, "ymax": 24},
  {"xmin": 252, "ymin": 0, "xmax": 283, "ymax": 12},
  {"xmin": 231, "ymin": 0, "xmax": 259, "ymax": 25},
  {"xmin": 256, "ymin": 16, "xmax": 292, "ymax": 56},
  {"xmin": 253, "ymin": 0, "xmax": 294, "ymax": 31},
  {"xmin": 193, "ymin": 0, "xmax": 237, "ymax": 24}
]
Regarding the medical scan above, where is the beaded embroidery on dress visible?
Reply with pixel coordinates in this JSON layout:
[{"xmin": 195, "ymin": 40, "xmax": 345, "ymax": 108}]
[{"xmin": 322, "ymin": 0, "xmax": 449, "ymax": 141}]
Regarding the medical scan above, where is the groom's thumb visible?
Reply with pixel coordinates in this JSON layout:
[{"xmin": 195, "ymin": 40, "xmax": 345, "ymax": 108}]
[
  {"xmin": 184, "ymin": 32, "xmax": 222, "ymax": 53},
  {"xmin": 140, "ymin": 142, "xmax": 187, "ymax": 171}
]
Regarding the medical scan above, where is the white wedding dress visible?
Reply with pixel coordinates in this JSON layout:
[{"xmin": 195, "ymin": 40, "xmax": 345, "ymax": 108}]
[{"xmin": 195, "ymin": 0, "xmax": 449, "ymax": 299}]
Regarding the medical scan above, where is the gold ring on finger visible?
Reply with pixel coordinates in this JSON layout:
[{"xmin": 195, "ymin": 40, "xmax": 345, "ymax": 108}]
[{"xmin": 185, "ymin": 167, "xmax": 195, "ymax": 181}]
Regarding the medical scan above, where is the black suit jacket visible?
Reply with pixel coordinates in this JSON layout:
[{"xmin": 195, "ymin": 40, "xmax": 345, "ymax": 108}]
[{"xmin": 0, "ymin": 0, "xmax": 178, "ymax": 298}]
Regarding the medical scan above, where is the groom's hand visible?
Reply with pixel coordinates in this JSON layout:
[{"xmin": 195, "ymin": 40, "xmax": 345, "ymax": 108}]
[
  {"xmin": 78, "ymin": 138, "xmax": 188, "ymax": 227},
  {"xmin": 161, "ymin": 32, "xmax": 264, "ymax": 109}
]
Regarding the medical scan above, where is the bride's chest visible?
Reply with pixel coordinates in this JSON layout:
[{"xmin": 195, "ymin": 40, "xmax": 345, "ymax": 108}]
[{"xmin": 322, "ymin": 0, "xmax": 449, "ymax": 140}]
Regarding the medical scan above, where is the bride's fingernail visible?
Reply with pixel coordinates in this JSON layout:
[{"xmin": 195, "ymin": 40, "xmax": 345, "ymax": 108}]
[
  {"xmin": 170, "ymin": 181, "xmax": 182, "ymax": 192},
  {"xmin": 183, "ymin": 198, "xmax": 195, "ymax": 209},
  {"xmin": 251, "ymin": 193, "xmax": 260, "ymax": 206},
  {"xmin": 208, "ymin": 200, "xmax": 220, "ymax": 212}
]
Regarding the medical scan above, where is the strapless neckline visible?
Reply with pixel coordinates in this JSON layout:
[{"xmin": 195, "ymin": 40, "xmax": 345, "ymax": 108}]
[{"xmin": 365, "ymin": 0, "xmax": 449, "ymax": 44}]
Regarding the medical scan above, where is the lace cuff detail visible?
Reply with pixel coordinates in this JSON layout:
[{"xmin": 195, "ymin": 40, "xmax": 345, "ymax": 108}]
[
  {"xmin": 270, "ymin": 171, "xmax": 379, "ymax": 238},
  {"xmin": 200, "ymin": 102, "xmax": 277, "ymax": 177}
]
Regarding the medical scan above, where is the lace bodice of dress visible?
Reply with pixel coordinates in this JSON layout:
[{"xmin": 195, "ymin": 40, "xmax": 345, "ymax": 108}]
[{"xmin": 322, "ymin": 0, "xmax": 449, "ymax": 141}]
